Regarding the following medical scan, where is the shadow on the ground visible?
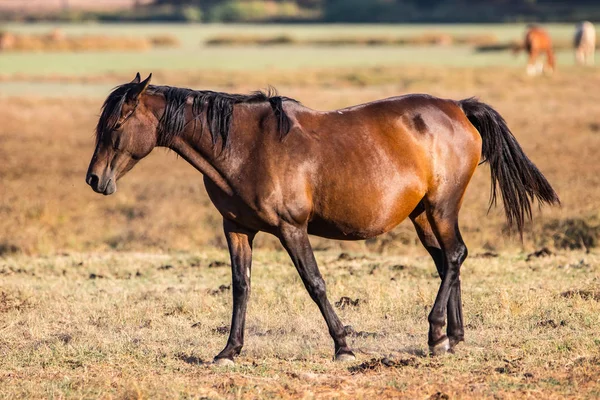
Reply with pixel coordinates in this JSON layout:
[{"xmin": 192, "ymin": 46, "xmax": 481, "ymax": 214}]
[{"xmin": 175, "ymin": 353, "xmax": 208, "ymax": 365}]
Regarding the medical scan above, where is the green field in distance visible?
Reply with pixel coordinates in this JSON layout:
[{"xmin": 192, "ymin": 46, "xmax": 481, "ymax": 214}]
[{"xmin": 0, "ymin": 23, "xmax": 580, "ymax": 76}]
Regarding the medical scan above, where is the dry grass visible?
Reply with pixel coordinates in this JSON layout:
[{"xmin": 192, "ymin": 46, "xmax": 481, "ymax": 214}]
[
  {"xmin": 0, "ymin": 249, "xmax": 599, "ymax": 398},
  {"xmin": 149, "ymin": 34, "xmax": 181, "ymax": 48},
  {"xmin": 0, "ymin": 31, "xmax": 179, "ymax": 52},
  {"xmin": 1, "ymin": 65, "xmax": 600, "ymax": 397}
]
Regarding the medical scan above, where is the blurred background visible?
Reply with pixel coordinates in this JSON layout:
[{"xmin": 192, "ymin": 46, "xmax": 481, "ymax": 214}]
[
  {"xmin": 2, "ymin": 0, "xmax": 600, "ymax": 23},
  {"xmin": 0, "ymin": 0, "xmax": 599, "ymax": 256}
]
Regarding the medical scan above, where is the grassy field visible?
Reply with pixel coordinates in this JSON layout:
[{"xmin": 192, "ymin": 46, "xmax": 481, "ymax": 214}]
[
  {"xmin": 1, "ymin": 22, "xmax": 580, "ymax": 43},
  {"xmin": 1, "ymin": 22, "xmax": 600, "ymax": 399},
  {"xmin": 0, "ymin": 23, "xmax": 584, "ymax": 77},
  {"xmin": 1, "ymin": 250, "xmax": 599, "ymax": 398}
]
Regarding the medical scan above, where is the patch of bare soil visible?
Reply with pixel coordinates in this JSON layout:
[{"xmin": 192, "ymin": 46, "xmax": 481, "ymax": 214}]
[
  {"xmin": 349, "ymin": 357, "xmax": 419, "ymax": 373},
  {"xmin": 543, "ymin": 218, "xmax": 599, "ymax": 251}
]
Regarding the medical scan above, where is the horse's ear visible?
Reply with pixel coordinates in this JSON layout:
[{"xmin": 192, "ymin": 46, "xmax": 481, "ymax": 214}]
[
  {"xmin": 131, "ymin": 72, "xmax": 141, "ymax": 84},
  {"xmin": 128, "ymin": 73, "xmax": 152, "ymax": 102}
]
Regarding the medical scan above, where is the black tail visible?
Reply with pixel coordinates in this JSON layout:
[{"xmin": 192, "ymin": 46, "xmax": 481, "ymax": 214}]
[{"xmin": 459, "ymin": 97, "xmax": 560, "ymax": 236}]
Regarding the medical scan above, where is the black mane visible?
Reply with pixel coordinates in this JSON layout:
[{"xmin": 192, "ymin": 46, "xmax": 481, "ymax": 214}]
[{"xmin": 96, "ymin": 84, "xmax": 297, "ymax": 148}]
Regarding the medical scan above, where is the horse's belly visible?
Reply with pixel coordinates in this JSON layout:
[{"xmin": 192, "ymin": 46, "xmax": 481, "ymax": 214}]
[
  {"xmin": 307, "ymin": 218, "xmax": 386, "ymax": 240},
  {"xmin": 307, "ymin": 182, "xmax": 424, "ymax": 240}
]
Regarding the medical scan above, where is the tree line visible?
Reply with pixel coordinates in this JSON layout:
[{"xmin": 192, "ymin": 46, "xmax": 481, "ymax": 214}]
[
  {"xmin": 6, "ymin": 0, "xmax": 600, "ymax": 23},
  {"xmin": 139, "ymin": 0, "xmax": 600, "ymax": 23}
]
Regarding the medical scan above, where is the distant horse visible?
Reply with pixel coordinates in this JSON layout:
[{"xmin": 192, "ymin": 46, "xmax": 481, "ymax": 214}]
[
  {"xmin": 86, "ymin": 74, "xmax": 559, "ymax": 365},
  {"xmin": 523, "ymin": 25, "xmax": 556, "ymax": 76},
  {"xmin": 575, "ymin": 21, "xmax": 596, "ymax": 65}
]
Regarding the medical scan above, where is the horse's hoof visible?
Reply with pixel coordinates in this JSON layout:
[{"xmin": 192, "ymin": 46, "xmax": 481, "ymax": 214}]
[
  {"xmin": 213, "ymin": 357, "xmax": 235, "ymax": 367},
  {"xmin": 429, "ymin": 337, "xmax": 451, "ymax": 356},
  {"xmin": 335, "ymin": 352, "xmax": 356, "ymax": 362},
  {"xmin": 449, "ymin": 337, "xmax": 464, "ymax": 352}
]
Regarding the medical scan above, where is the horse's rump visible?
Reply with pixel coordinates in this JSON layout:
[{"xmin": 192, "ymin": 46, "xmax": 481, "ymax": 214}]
[{"xmin": 575, "ymin": 21, "xmax": 595, "ymax": 49}]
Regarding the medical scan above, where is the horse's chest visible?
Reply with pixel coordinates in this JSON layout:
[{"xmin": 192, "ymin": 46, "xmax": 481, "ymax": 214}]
[{"xmin": 203, "ymin": 177, "xmax": 278, "ymax": 232}]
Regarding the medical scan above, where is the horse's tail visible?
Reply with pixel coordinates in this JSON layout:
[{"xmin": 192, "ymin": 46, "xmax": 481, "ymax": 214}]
[{"xmin": 458, "ymin": 98, "xmax": 560, "ymax": 236}]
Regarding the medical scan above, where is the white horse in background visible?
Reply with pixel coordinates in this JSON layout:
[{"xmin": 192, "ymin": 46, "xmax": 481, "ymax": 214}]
[{"xmin": 575, "ymin": 21, "xmax": 596, "ymax": 65}]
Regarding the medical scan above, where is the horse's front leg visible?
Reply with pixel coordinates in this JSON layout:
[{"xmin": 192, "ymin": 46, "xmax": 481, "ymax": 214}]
[
  {"xmin": 278, "ymin": 223, "xmax": 355, "ymax": 361},
  {"xmin": 213, "ymin": 219, "xmax": 256, "ymax": 366}
]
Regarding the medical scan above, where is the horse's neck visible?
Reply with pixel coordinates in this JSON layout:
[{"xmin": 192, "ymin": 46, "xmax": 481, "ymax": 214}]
[
  {"xmin": 169, "ymin": 131, "xmax": 235, "ymax": 196},
  {"xmin": 160, "ymin": 99, "xmax": 269, "ymax": 196}
]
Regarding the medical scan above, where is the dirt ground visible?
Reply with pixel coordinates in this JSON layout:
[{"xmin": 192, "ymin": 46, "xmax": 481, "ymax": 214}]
[{"xmin": 0, "ymin": 249, "xmax": 599, "ymax": 398}]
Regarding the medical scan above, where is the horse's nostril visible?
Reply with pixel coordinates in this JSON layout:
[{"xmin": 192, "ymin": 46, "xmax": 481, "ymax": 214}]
[{"xmin": 86, "ymin": 173, "xmax": 99, "ymax": 188}]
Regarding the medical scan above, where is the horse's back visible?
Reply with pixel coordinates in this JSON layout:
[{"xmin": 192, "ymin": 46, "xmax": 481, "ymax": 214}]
[
  {"xmin": 291, "ymin": 94, "xmax": 480, "ymax": 171},
  {"xmin": 323, "ymin": 94, "xmax": 478, "ymax": 149},
  {"xmin": 526, "ymin": 27, "xmax": 552, "ymax": 50}
]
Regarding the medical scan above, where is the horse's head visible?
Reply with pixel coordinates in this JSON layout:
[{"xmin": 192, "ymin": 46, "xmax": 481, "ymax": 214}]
[{"xmin": 86, "ymin": 73, "xmax": 157, "ymax": 195}]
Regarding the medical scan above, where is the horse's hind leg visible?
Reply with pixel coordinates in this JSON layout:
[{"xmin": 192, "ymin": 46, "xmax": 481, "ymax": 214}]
[
  {"xmin": 543, "ymin": 49, "xmax": 554, "ymax": 74},
  {"xmin": 527, "ymin": 49, "xmax": 539, "ymax": 76},
  {"xmin": 576, "ymin": 48, "xmax": 585, "ymax": 65},
  {"xmin": 417, "ymin": 183, "xmax": 469, "ymax": 355},
  {"xmin": 410, "ymin": 202, "xmax": 464, "ymax": 351},
  {"xmin": 426, "ymin": 208, "xmax": 467, "ymax": 355}
]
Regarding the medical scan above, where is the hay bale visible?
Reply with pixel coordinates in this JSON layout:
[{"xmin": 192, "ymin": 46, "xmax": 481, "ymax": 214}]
[
  {"xmin": 150, "ymin": 35, "xmax": 180, "ymax": 48},
  {"xmin": 455, "ymin": 33, "xmax": 498, "ymax": 46},
  {"xmin": 47, "ymin": 28, "xmax": 65, "ymax": 41},
  {"xmin": 0, "ymin": 31, "xmax": 157, "ymax": 52},
  {"xmin": 405, "ymin": 33, "xmax": 454, "ymax": 46},
  {"xmin": 0, "ymin": 32, "xmax": 16, "ymax": 51}
]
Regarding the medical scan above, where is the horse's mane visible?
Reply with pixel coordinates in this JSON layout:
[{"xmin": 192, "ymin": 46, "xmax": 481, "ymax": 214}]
[{"xmin": 96, "ymin": 84, "xmax": 297, "ymax": 148}]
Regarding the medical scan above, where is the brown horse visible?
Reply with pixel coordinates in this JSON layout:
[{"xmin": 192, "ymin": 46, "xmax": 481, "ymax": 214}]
[
  {"xmin": 86, "ymin": 73, "xmax": 559, "ymax": 365},
  {"xmin": 523, "ymin": 25, "xmax": 556, "ymax": 76}
]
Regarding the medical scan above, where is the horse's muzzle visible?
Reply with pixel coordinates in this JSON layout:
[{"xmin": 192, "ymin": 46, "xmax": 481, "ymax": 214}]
[{"xmin": 86, "ymin": 172, "xmax": 116, "ymax": 195}]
